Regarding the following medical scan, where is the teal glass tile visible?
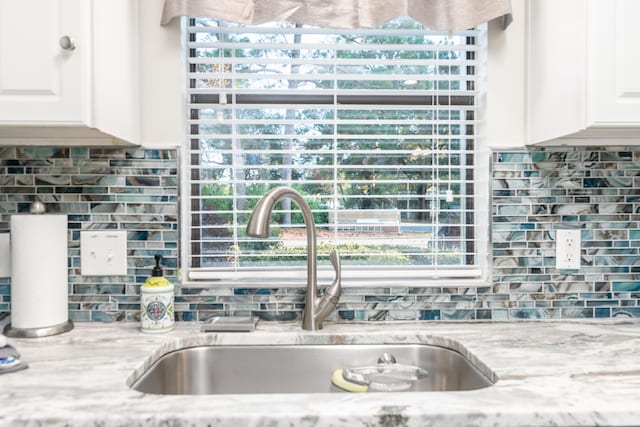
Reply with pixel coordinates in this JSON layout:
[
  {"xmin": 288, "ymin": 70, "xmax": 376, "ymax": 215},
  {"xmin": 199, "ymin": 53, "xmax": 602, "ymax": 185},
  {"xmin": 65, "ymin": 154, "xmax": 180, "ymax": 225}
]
[
  {"xmin": 476, "ymin": 309, "xmax": 491, "ymax": 320},
  {"xmin": 126, "ymin": 176, "xmax": 161, "ymax": 187},
  {"xmin": 440, "ymin": 310, "xmax": 474, "ymax": 320},
  {"xmin": 560, "ymin": 308, "xmax": 593, "ymax": 318},
  {"xmin": 586, "ymin": 300, "xmax": 619, "ymax": 307},
  {"xmin": 498, "ymin": 152, "xmax": 532, "ymax": 163},
  {"xmin": 612, "ymin": 308, "xmax": 640, "ymax": 318},
  {"xmin": 612, "ymin": 282, "xmax": 640, "ymax": 292},
  {"xmin": 601, "ymin": 151, "xmax": 632, "ymax": 161},
  {"xmin": 497, "ymin": 205, "xmax": 531, "ymax": 216},
  {"xmin": 509, "ymin": 309, "xmax": 538, "ymax": 319},
  {"xmin": 69, "ymin": 311, "xmax": 91, "ymax": 322},
  {"xmin": 91, "ymin": 311, "xmax": 126, "ymax": 321}
]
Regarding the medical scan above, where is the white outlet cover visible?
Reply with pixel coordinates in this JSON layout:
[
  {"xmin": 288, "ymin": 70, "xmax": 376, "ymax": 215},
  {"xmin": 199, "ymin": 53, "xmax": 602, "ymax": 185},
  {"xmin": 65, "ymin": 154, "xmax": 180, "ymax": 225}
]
[
  {"xmin": 0, "ymin": 233, "xmax": 10, "ymax": 278},
  {"xmin": 556, "ymin": 229, "xmax": 581, "ymax": 269},
  {"xmin": 81, "ymin": 230, "xmax": 128, "ymax": 276}
]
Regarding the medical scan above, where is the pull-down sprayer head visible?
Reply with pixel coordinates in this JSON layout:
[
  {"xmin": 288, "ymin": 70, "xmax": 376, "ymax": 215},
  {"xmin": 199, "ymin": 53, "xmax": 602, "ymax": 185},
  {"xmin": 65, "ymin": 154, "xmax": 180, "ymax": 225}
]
[{"xmin": 245, "ymin": 191, "xmax": 279, "ymax": 238}]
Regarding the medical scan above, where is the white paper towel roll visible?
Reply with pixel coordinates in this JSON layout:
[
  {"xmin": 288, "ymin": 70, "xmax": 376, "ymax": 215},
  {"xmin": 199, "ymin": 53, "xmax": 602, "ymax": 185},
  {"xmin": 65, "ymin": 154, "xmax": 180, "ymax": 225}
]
[{"xmin": 10, "ymin": 215, "xmax": 68, "ymax": 330}]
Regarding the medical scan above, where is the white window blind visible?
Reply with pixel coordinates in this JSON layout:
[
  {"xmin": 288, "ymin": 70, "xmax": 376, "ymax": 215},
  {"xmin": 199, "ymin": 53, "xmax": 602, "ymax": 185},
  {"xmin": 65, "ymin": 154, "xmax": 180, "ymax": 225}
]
[{"xmin": 182, "ymin": 18, "xmax": 488, "ymax": 286}]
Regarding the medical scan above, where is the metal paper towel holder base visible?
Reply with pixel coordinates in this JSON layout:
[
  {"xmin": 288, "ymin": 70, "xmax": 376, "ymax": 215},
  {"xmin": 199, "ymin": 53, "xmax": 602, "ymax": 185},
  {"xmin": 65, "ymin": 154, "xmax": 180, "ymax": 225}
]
[{"xmin": 3, "ymin": 320, "xmax": 74, "ymax": 338}]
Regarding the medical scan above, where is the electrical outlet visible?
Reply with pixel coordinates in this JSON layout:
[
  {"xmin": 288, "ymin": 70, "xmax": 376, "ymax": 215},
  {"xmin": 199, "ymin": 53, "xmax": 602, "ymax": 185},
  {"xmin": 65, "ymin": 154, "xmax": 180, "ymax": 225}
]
[
  {"xmin": 556, "ymin": 229, "xmax": 581, "ymax": 269},
  {"xmin": 81, "ymin": 230, "xmax": 128, "ymax": 276}
]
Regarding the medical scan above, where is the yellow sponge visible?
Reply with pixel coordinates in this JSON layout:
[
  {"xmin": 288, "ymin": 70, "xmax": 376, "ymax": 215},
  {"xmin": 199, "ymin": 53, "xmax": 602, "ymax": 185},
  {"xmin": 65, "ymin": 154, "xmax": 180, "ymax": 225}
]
[{"xmin": 331, "ymin": 368, "xmax": 368, "ymax": 392}]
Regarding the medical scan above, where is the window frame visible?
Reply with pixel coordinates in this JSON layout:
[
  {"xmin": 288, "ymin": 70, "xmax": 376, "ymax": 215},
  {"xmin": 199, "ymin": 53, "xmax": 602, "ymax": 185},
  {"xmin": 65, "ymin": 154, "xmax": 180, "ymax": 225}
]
[{"xmin": 179, "ymin": 18, "xmax": 491, "ymax": 288}]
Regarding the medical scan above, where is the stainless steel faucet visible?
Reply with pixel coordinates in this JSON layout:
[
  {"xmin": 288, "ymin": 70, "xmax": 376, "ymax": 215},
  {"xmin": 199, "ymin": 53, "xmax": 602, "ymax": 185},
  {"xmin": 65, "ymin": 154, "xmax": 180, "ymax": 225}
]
[{"xmin": 245, "ymin": 187, "xmax": 341, "ymax": 330}]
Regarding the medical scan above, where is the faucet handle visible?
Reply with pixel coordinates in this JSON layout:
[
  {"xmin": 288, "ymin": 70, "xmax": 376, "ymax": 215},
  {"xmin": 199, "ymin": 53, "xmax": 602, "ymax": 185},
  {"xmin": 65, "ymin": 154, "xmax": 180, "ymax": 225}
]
[
  {"xmin": 325, "ymin": 248, "xmax": 341, "ymax": 302},
  {"xmin": 314, "ymin": 249, "xmax": 342, "ymax": 324},
  {"xmin": 329, "ymin": 248, "xmax": 341, "ymax": 276}
]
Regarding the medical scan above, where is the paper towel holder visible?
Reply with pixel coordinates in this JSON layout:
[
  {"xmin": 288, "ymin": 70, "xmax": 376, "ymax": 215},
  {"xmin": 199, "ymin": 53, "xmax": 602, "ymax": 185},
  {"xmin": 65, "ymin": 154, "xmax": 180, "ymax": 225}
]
[
  {"xmin": 3, "ymin": 212, "xmax": 74, "ymax": 338},
  {"xmin": 29, "ymin": 199, "xmax": 46, "ymax": 214},
  {"xmin": 4, "ymin": 320, "xmax": 74, "ymax": 338}
]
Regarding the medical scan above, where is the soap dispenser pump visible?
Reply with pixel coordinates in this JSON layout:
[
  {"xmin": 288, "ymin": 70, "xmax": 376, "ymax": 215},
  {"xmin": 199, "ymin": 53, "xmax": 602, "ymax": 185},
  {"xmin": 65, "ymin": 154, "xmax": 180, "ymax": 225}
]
[{"xmin": 140, "ymin": 255, "xmax": 175, "ymax": 333}]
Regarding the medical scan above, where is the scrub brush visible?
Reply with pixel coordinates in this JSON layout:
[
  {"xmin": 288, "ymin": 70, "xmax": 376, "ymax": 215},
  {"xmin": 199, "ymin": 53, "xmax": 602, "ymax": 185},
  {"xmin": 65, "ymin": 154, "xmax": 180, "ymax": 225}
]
[
  {"xmin": 331, "ymin": 368, "xmax": 369, "ymax": 392},
  {"xmin": 331, "ymin": 363, "xmax": 429, "ymax": 392}
]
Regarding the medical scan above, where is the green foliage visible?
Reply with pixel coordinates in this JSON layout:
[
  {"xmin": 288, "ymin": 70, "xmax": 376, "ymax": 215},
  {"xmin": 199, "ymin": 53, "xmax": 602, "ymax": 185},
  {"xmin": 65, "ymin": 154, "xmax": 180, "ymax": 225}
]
[{"xmin": 236, "ymin": 239, "xmax": 463, "ymax": 266}]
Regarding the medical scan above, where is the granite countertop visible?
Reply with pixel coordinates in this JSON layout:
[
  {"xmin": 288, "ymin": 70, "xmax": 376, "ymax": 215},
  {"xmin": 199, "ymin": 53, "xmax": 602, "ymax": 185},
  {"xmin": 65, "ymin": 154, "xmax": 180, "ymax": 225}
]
[{"xmin": 1, "ymin": 320, "xmax": 640, "ymax": 426}]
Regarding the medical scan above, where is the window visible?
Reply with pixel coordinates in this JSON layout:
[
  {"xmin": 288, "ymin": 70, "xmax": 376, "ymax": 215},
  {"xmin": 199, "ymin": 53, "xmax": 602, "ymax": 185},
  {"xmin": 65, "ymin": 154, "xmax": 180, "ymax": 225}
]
[{"xmin": 182, "ymin": 18, "xmax": 489, "ymax": 286}]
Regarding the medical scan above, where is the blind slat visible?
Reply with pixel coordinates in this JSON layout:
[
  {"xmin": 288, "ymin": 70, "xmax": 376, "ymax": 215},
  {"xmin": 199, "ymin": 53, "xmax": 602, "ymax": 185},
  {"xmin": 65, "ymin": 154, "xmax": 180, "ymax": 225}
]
[
  {"xmin": 189, "ymin": 57, "xmax": 476, "ymax": 67},
  {"xmin": 187, "ymin": 24, "xmax": 479, "ymax": 37},
  {"xmin": 188, "ymin": 41, "xmax": 479, "ymax": 51}
]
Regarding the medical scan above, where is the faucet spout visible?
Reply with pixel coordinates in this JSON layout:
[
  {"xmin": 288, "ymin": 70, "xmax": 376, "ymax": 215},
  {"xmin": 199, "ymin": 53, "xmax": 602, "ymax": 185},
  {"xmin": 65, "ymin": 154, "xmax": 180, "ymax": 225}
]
[{"xmin": 246, "ymin": 187, "xmax": 341, "ymax": 331}]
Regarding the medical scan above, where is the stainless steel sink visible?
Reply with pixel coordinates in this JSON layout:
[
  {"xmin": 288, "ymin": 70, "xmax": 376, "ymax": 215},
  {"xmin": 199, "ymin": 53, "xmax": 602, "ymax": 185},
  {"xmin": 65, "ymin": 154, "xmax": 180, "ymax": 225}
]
[{"xmin": 131, "ymin": 344, "xmax": 496, "ymax": 395}]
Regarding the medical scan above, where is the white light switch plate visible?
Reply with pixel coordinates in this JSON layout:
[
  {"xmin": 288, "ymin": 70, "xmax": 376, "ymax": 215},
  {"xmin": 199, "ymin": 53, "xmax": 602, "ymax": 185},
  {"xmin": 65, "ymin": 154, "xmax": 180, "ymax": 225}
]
[
  {"xmin": 81, "ymin": 230, "xmax": 128, "ymax": 276},
  {"xmin": 0, "ymin": 233, "xmax": 10, "ymax": 277},
  {"xmin": 556, "ymin": 229, "xmax": 581, "ymax": 269}
]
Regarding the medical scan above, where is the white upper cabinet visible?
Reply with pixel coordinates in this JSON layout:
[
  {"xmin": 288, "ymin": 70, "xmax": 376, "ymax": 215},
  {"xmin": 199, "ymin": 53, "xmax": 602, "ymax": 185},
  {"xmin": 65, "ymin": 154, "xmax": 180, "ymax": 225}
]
[
  {"xmin": 590, "ymin": 0, "xmax": 640, "ymax": 127},
  {"xmin": 527, "ymin": 0, "xmax": 640, "ymax": 145},
  {"xmin": 0, "ymin": 0, "xmax": 139, "ymax": 144}
]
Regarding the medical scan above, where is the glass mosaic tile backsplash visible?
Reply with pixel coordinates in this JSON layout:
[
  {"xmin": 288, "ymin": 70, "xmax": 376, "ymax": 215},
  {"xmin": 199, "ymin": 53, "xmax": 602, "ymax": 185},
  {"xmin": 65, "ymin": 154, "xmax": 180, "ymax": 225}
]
[
  {"xmin": 492, "ymin": 147, "xmax": 640, "ymax": 320},
  {"xmin": 0, "ymin": 147, "xmax": 179, "ymax": 322},
  {"xmin": 0, "ymin": 145, "xmax": 639, "ymax": 322}
]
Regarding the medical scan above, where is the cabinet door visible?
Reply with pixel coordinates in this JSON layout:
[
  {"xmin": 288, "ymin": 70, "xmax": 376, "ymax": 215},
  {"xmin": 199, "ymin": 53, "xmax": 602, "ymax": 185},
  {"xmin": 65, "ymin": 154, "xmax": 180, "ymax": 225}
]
[
  {"xmin": 0, "ymin": 0, "xmax": 83, "ymax": 124},
  {"xmin": 590, "ymin": 0, "xmax": 640, "ymax": 126},
  {"xmin": 527, "ymin": 0, "xmax": 587, "ymax": 144}
]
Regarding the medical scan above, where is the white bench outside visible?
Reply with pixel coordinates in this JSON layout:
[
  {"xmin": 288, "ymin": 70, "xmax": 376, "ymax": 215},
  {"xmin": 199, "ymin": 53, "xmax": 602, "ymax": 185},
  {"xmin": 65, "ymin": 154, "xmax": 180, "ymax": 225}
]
[{"xmin": 329, "ymin": 209, "xmax": 400, "ymax": 233}]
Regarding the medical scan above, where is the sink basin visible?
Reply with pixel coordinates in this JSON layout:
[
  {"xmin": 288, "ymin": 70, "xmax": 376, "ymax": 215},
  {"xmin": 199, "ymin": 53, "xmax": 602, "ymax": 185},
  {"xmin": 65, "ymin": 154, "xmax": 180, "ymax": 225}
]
[{"xmin": 131, "ymin": 344, "xmax": 496, "ymax": 395}]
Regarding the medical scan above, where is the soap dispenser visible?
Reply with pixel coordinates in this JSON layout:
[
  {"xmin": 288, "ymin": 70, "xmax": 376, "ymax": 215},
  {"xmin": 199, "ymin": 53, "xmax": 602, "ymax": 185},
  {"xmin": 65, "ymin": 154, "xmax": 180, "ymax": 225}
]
[{"xmin": 140, "ymin": 255, "xmax": 175, "ymax": 333}]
